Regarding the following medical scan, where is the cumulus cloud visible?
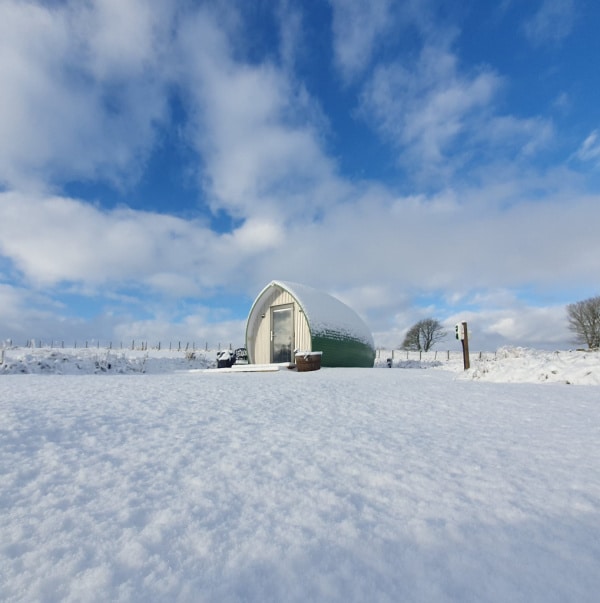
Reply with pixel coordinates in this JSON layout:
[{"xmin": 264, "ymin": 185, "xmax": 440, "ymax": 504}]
[
  {"xmin": 373, "ymin": 288, "xmax": 572, "ymax": 352},
  {"xmin": 0, "ymin": 284, "xmax": 35, "ymax": 329},
  {"xmin": 0, "ymin": 0, "xmax": 174, "ymax": 190},
  {"xmin": 452, "ymin": 303, "xmax": 570, "ymax": 351},
  {"xmin": 248, "ymin": 173, "xmax": 600, "ymax": 309},
  {"xmin": 372, "ymin": 302, "xmax": 572, "ymax": 352},
  {"xmin": 0, "ymin": 191, "xmax": 252, "ymax": 293},
  {"xmin": 0, "ymin": 1, "xmax": 596, "ymax": 350},
  {"xmin": 0, "ymin": 281, "xmax": 248, "ymax": 346},
  {"xmin": 2, "ymin": 178, "xmax": 599, "ymax": 347},
  {"xmin": 0, "ymin": 283, "xmax": 78, "ymax": 342},
  {"xmin": 111, "ymin": 314, "xmax": 248, "ymax": 349},
  {"xmin": 229, "ymin": 219, "xmax": 285, "ymax": 252},
  {"xmin": 175, "ymin": 8, "xmax": 344, "ymax": 224}
]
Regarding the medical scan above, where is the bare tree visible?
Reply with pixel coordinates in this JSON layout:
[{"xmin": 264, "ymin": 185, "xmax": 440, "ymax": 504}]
[
  {"xmin": 402, "ymin": 318, "xmax": 447, "ymax": 352},
  {"xmin": 567, "ymin": 296, "xmax": 600, "ymax": 349}
]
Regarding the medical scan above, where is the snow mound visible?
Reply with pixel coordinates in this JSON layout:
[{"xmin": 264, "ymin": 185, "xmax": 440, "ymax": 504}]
[
  {"xmin": 462, "ymin": 347, "xmax": 600, "ymax": 386},
  {"xmin": 395, "ymin": 359, "xmax": 444, "ymax": 369},
  {"xmin": 0, "ymin": 348, "xmax": 213, "ymax": 375}
]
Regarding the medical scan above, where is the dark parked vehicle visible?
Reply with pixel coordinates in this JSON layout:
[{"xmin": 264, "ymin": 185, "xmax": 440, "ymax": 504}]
[
  {"xmin": 216, "ymin": 350, "xmax": 234, "ymax": 368},
  {"xmin": 233, "ymin": 347, "xmax": 249, "ymax": 364},
  {"xmin": 216, "ymin": 347, "xmax": 248, "ymax": 368}
]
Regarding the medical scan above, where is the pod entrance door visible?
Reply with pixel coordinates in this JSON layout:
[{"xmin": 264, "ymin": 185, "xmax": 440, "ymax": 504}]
[{"xmin": 271, "ymin": 304, "xmax": 294, "ymax": 363}]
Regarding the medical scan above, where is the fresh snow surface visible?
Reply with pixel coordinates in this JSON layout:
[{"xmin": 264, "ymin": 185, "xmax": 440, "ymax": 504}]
[
  {"xmin": 382, "ymin": 346, "xmax": 600, "ymax": 386},
  {"xmin": 1, "ymin": 347, "xmax": 600, "ymax": 602},
  {"xmin": 462, "ymin": 346, "xmax": 600, "ymax": 386}
]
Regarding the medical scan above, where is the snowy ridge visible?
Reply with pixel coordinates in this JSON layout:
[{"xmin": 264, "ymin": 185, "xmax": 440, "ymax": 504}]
[
  {"xmin": 373, "ymin": 347, "xmax": 600, "ymax": 385},
  {"xmin": 462, "ymin": 347, "xmax": 600, "ymax": 385},
  {"xmin": 0, "ymin": 348, "xmax": 213, "ymax": 375}
]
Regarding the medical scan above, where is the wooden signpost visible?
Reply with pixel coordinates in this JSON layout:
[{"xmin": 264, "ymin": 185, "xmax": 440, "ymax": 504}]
[{"xmin": 455, "ymin": 321, "xmax": 470, "ymax": 370}]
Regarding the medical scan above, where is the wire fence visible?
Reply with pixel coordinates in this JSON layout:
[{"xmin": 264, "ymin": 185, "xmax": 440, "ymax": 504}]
[
  {"xmin": 375, "ymin": 348, "xmax": 498, "ymax": 364},
  {"xmin": 1, "ymin": 339, "xmax": 238, "ymax": 352},
  {"xmin": 1, "ymin": 340, "xmax": 496, "ymax": 365}
]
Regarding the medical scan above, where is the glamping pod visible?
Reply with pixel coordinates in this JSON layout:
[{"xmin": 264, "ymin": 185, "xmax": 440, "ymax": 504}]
[{"xmin": 245, "ymin": 280, "xmax": 376, "ymax": 368}]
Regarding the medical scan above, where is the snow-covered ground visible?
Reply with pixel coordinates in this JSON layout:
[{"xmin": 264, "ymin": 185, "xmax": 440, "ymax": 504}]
[
  {"xmin": 463, "ymin": 346, "xmax": 600, "ymax": 385},
  {"xmin": 0, "ymin": 346, "xmax": 214, "ymax": 375},
  {"xmin": 1, "ymin": 347, "xmax": 599, "ymax": 602},
  {"xmin": 2, "ymin": 345, "xmax": 599, "ymax": 384},
  {"xmin": 379, "ymin": 346, "xmax": 600, "ymax": 386}
]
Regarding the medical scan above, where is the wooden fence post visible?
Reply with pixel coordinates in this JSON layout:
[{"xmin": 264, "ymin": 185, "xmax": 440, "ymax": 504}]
[{"xmin": 461, "ymin": 321, "xmax": 470, "ymax": 370}]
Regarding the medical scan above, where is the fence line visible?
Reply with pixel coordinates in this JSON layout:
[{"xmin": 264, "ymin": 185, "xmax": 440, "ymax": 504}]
[
  {"xmin": 375, "ymin": 349, "xmax": 497, "ymax": 363},
  {"xmin": 2, "ymin": 341, "xmax": 497, "ymax": 363},
  {"xmin": 2, "ymin": 339, "xmax": 236, "ymax": 353}
]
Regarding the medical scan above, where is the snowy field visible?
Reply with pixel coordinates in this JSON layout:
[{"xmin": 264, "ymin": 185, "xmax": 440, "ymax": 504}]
[{"xmin": 1, "ymin": 347, "xmax": 600, "ymax": 602}]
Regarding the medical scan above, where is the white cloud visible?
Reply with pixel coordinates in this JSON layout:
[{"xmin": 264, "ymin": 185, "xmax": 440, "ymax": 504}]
[
  {"xmin": 360, "ymin": 45, "xmax": 501, "ymax": 176},
  {"xmin": 373, "ymin": 301, "xmax": 571, "ymax": 352},
  {"xmin": 0, "ymin": 1, "xmax": 595, "ymax": 352},
  {"xmin": 0, "ymin": 281, "xmax": 248, "ymax": 347},
  {"xmin": 480, "ymin": 116, "xmax": 554, "ymax": 157},
  {"xmin": 0, "ymin": 284, "xmax": 35, "ymax": 329},
  {"xmin": 329, "ymin": 0, "xmax": 393, "ymax": 82},
  {"xmin": 448, "ymin": 304, "xmax": 570, "ymax": 351},
  {"xmin": 372, "ymin": 287, "xmax": 573, "ymax": 351},
  {"xmin": 0, "ymin": 191, "xmax": 219, "ymax": 290},
  {"xmin": 176, "ymin": 7, "xmax": 344, "ymax": 222},
  {"xmin": 0, "ymin": 189, "xmax": 313, "ymax": 297},
  {"xmin": 360, "ymin": 41, "xmax": 558, "ymax": 180},
  {"xmin": 229, "ymin": 219, "xmax": 285, "ymax": 252},
  {"xmin": 1, "ymin": 175, "xmax": 598, "ymax": 349},
  {"xmin": 523, "ymin": 0, "xmax": 575, "ymax": 47},
  {"xmin": 258, "ymin": 173, "xmax": 600, "ymax": 307},
  {"xmin": 0, "ymin": 283, "xmax": 81, "ymax": 342},
  {"xmin": 78, "ymin": 0, "xmax": 170, "ymax": 79},
  {"xmin": 276, "ymin": 0, "xmax": 304, "ymax": 72},
  {"xmin": 327, "ymin": 0, "xmax": 450, "ymax": 83},
  {"xmin": 575, "ymin": 130, "xmax": 600, "ymax": 166},
  {"xmin": 111, "ymin": 314, "xmax": 248, "ymax": 349},
  {"xmin": 0, "ymin": 0, "xmax": 174, "ymax": 190}
]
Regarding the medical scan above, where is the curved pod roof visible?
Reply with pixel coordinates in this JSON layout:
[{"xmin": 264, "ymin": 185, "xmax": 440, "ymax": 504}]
[{"xmin": 246, "ymin": 280, "xmax": 375, "ymax": 367}]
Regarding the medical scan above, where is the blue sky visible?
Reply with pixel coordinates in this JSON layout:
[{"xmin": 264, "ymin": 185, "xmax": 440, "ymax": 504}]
[{"xmin": 1, "ymin": 0, "xmax": 599, "ymax": 351}]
